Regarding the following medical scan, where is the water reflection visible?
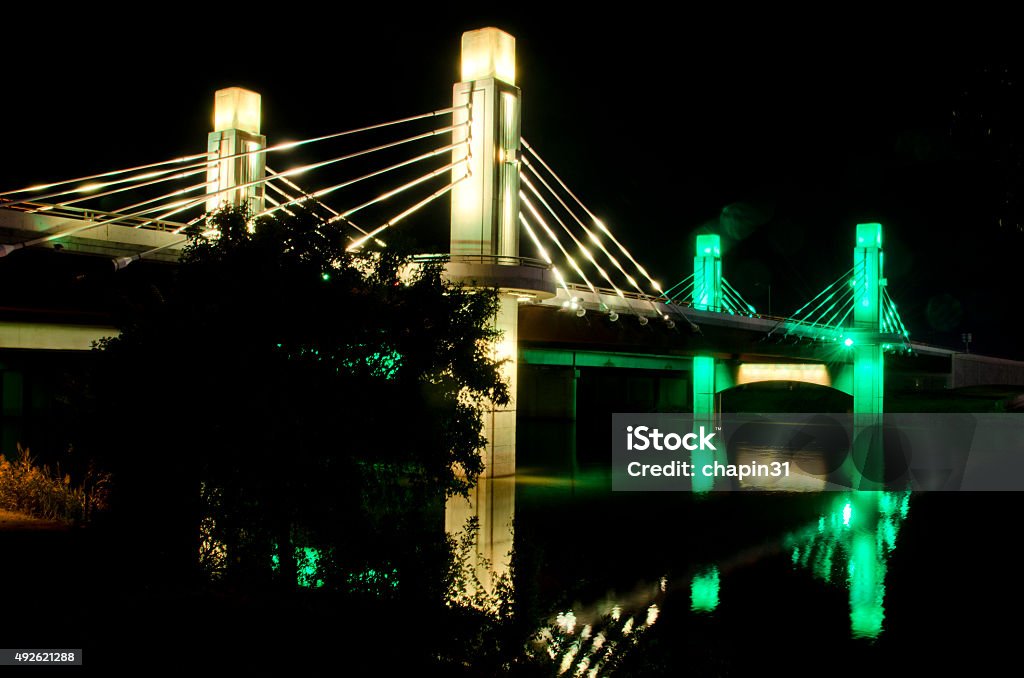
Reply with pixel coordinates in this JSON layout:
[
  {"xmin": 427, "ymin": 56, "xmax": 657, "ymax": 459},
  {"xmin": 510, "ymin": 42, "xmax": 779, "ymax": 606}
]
[
  {"xmin": 690, "ymin": 566, "xmax": 721, "ymax": 613},
  {"xmin": 444, "ymin": 475, "xmax": 515, "ymax": 600},
  {"xmin": 451, "ymin": 453, "xmax": 913, "ymax": 676},
  {"xmin": 528, "ymin": 489, "xmax": 912, "ymax": 675},
  {"xmin": 786, "ymin": 490, "xmax": 911, "ymax": 639},
  {"xmin": 533, "ymin": 592, "xmax": 665, "ymax": 676},
  {"xmin": 735, "ymin": 446, "xmax": 829, "ymax": 491}
]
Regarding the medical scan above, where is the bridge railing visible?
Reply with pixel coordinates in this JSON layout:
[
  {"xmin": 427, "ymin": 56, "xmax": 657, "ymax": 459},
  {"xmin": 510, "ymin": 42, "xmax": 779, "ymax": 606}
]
[
  {"xmin": 563, "ymin": 282, "xmax": 666, "ymax": 304},
  {"xmin": 412, "ymin": 253, "xmax": 551, "ymax": 269},
  {"xmin": 0, "ymin": 200, "xmax": 189, "ymax": 233}
]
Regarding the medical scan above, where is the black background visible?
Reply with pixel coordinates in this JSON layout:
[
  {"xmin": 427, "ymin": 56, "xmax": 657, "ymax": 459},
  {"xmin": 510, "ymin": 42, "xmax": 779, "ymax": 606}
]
[{"xmin": 3, "ymin": 9, "xmax": 1021, "ymax": 357}]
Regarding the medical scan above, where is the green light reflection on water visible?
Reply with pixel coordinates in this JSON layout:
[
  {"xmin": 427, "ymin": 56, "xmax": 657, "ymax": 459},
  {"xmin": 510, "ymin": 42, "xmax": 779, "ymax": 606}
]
[
  {"xmin": 785, "ymin": 490, "xmax": 911, "ymax": 639},
  {"xmin": 690, "ymin": 566, "xmax": 721, "ymax": 613}
]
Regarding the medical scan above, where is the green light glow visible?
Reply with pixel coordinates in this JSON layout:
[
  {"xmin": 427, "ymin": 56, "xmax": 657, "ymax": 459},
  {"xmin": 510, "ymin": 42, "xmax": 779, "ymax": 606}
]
[
  {"xmin": 269, "ymin": 547, "xmax": 400, "ymax": 592},
  {"xmin": 270, "ymin": 544, "xmax": 325, "ymax": 588},
  {"xmin": 346, "ymin": 566, "xmax": 400, "ymax": 592},
  {"xmin": 844, "ymin": 337, "xmax": 854, "ymax": 347},
  {"xmin": 782, "ymin": 491, "xmax": 910, "ymax": 640},
  {"xmin": 691, "ymin": 566, "xmax": 720, "ymax": 612},
  {"xmin": 851, "ymin": 223, "xmax": 885, "ymax": 489},
  {"xmin": 856, "ymin": 223, "xmax": 883, "ymax": 247},
  {"xmin": 693, "ymin": 234, "xmax": 722, "ymax": 311},
  {"xmin": 692, "ymin": 355, "xmax": 716, "ymax": 493},
  {"xmin": 849, "ymin": 527, "xmax": 885, "ymax": 638},
  {"xmin": 691, "ymin": 232, "xmax": 725, "ymax": 490}
]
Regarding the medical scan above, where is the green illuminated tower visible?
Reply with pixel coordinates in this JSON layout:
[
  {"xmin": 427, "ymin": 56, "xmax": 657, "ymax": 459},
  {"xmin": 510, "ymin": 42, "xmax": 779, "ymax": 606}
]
[
  {"xmin": 692, "ymin": 234, "xmax": 721, "ymax": 492},
  {"xmin": 851, "ymin": 223, "xmax": 885, "ymax": 489}
]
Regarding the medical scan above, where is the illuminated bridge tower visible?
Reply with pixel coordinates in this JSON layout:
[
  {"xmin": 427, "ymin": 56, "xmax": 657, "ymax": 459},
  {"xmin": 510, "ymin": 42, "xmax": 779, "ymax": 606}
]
[
  {"xmin": 851, "ymin": 223, "xmax": 885, "ymax": 489},
  {"xmin": 692, "ymin": 233, "xmax": 722, "ymax": 422},
  {"xmin": 444, "ymin": 28, "xmax": 556, "ymax": 596},
  {"xmin": 692, "ymin": 234, "xmax": 722, "ymax": 492},
  {"xmin": 207, "ymin": 87, "xmax": 266, "ymax": 215},
  {"xmin": 446, "ymin": 28, "xmax": 556, "ymax": 478}
]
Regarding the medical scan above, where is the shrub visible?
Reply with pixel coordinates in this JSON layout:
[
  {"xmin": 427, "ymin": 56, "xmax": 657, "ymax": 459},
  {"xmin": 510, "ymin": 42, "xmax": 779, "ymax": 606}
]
[{"xmin": 0, "ymin": 444, "xmax": 111, "ymax": 524}]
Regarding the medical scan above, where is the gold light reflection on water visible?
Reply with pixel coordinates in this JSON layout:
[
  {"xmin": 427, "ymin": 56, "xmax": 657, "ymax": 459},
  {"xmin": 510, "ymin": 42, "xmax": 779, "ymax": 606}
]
[
  {"xmin": 531, "ymin": 577, "xmax": 665, "ymax": 676},
  {"xmin": 735, "ymin": 446, "xmax": 828, "ymax": 491},
  {"xmin": 444, "ymin": 476, "xmax": 515, "ymax": 606}
]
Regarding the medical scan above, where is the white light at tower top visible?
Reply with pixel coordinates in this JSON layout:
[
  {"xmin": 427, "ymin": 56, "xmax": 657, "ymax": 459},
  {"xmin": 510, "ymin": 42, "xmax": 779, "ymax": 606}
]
[
  {"xmin": 461, "ymin": 27, "xmax": 516, "ymax": 85},
  {"xmin": 214, "ymin": 87, "xmax": 261, "ymax": 134}
]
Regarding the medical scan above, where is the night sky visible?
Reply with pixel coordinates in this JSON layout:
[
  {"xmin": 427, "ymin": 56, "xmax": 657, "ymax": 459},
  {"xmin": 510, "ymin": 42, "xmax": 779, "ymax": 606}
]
[{"xmin": 4, "ymin": 12, "xmax": 1021, "ymax": 358}]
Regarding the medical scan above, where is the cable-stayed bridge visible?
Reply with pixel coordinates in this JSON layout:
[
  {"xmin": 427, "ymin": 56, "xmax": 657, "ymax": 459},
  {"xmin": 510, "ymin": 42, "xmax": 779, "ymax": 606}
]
[{"xmin": 1, "ymin": 28, "xmax": 1023, "ymax": 483}]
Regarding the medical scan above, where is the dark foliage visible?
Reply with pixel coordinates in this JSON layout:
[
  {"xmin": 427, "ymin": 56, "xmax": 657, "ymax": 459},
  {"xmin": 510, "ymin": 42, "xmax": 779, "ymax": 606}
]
[{"xmin": 84, "ymin": 206, "xmax": 509, "ymax": 595}]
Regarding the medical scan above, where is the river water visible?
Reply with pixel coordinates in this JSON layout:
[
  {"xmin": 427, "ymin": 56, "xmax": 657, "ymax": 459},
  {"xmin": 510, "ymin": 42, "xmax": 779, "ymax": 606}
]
[{"xmin": 449, "ymin": 420, "xmax": 1022, "ymax": 674}]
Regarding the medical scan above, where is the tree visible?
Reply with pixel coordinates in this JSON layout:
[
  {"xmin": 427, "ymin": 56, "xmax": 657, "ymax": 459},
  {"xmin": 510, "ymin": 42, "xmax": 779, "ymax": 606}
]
[{"xmin": 88, "ymin": 206, "xmax": 509, "ymax": 594}]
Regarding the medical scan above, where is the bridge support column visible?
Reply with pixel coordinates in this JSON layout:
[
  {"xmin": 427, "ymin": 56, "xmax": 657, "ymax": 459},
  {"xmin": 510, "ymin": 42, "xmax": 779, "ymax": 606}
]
[
  {"xmin": 207, "ymin": 87, "xmax": 266, "ymax": 215},
  {"xmin": 851, "ymin": 223, "xmax": 885, "ymax": 489},
  {"xmin": 692, "ymin": 234, "xmax": 723, "ymax": 491},
  {"xmin": 485, "ymin": 295, "xmax": 518, "ymax": 478}
]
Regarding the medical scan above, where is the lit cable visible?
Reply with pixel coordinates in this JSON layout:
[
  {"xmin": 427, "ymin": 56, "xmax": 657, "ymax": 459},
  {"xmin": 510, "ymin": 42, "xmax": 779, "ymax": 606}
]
[
  {"xmin": 521, "ymin": 138, "xmax": 664, "ymax": 295},
  {"xmin": 332, "ymin": 159, "xmax": 462, "ymax": 222},
  {"xmin": 18, "ymin": 166, "xmax": 213, "ymax": 210},
  {"xmin": 2, "ymin": 105, "xmax": 466, "ymax": 204},
  {"xmin": 346, "ymin": 172, "xmax": 470, "ymax": 251},
  {"xmin": 788, "ymin": 265, "xmax": 858, "ymax": 320},
  {"xmin": 0, "ymin": 153, "xmax": 209, "ymax": 199},
  {"xmin": 264, "ymin": 191, "xmax": 296, "ymax": 217},
  {"xmin": 660, "ymin": 273, "xmax": 694, "ymax": 301},
  {"xmin": 265, "ymin": 168, "xmax": 331, "ymax": 219},
  {"xmin": 520, "ymin": 192, "xmax": 595, "ymax": 292},
  {"xmin": 518, "ymin": 213, "xmax": 572, "ymax": 295},
  {"xmin": 722, "ymin": 278, "xmax": 757, "ymax": 315},
  {"xmin": 519, "ymin": 173, "xmax": 618, "ymax": 298},
  {"xmin": 265, "ymin": 140, "xmax": 461, "ymax": 219},
  {"xmin": 115, "ymin": 180, "xmax": 217, "ymax": 216},
  {"xmin": 883, "ymin": 289, "xmax": 911, "ymax": 338},
  {"xmin": 820, "ymin": 290, "xmax": 856, "ymax": 330},
  {"xmin": 520, "ymin": 157, "xmax": 629, "ymax": 297}
]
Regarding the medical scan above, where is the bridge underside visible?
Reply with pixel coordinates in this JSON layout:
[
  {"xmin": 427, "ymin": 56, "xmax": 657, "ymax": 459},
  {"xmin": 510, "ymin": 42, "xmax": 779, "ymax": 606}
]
[{"xmin": 518, "ymin": 304, "xmax": 1024, "ymax": 394}]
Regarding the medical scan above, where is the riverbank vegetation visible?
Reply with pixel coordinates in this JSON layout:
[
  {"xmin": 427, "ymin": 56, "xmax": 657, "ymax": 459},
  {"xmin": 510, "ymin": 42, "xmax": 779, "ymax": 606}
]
[{"xmin": 0, "ymin": 444, "xmax": 110, "ymax": 523}]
